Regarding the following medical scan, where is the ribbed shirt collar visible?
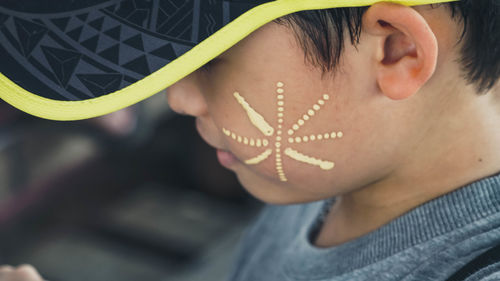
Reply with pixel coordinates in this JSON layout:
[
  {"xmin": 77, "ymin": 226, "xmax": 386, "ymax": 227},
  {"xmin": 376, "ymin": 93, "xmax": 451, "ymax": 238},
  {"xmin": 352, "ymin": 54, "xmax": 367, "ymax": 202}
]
[{"xmin": 283, "ymin": 172, "xmax": 500, "ymax": 280}]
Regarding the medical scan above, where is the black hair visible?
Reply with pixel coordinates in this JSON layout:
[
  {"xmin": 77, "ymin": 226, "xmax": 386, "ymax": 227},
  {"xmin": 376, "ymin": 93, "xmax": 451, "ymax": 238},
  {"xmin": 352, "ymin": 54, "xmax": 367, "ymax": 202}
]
[{"xmin": 274, "ymin": 1, "xmax": 500, "ymax": 94}]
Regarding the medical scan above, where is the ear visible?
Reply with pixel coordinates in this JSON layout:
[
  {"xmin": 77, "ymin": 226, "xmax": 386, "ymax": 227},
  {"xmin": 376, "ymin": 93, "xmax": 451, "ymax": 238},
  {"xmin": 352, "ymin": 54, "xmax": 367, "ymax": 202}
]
[{"xmin": 363, "ymin": 3, "xmax": 438, "ymax": 100}]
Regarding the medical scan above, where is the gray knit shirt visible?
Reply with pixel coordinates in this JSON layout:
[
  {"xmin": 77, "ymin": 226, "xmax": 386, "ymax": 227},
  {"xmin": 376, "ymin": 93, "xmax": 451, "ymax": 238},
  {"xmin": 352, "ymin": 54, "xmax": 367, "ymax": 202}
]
[{"xmin": 226, "ymin": 172, "xmax": 500, "ymax": 281}]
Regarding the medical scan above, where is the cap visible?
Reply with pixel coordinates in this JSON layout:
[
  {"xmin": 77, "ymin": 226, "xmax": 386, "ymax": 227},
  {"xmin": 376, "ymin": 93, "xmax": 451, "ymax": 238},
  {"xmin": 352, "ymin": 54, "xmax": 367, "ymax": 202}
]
[{"xmin": 0, "ymin": 0, "xmax": 457, "ymax": 120}]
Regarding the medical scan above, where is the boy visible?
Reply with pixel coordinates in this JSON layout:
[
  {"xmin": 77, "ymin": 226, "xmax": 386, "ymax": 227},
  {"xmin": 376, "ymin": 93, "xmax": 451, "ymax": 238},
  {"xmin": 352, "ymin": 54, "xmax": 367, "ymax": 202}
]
[
  {"xmin": 166, "ymin": 1, "xmax": 500, "ymax": 280},
  {"xmin": 0, "ymin": 0, "xmax": 499, "ymax": 280}
]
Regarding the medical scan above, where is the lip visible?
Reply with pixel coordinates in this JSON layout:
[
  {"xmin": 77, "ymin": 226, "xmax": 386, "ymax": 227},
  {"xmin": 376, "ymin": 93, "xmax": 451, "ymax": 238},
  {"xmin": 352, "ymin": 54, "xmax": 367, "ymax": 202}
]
[{"xmin": 216, "ymin": 149, "xmax": 239, "ymax": 168}]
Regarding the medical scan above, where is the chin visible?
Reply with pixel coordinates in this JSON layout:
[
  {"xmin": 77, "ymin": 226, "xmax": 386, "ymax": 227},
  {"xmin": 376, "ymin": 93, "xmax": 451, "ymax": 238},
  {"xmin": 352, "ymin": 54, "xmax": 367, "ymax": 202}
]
[{"xmin": 236, "ymin": 170, "xmax": 328, "ymax": 205}]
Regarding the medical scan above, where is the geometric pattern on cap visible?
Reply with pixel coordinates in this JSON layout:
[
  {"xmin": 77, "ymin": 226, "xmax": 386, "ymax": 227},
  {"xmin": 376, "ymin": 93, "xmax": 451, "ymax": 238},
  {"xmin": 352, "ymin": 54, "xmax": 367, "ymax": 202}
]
[{"xmin": 0, "ymin": 0, "xmax": 264, "ymax": 101}]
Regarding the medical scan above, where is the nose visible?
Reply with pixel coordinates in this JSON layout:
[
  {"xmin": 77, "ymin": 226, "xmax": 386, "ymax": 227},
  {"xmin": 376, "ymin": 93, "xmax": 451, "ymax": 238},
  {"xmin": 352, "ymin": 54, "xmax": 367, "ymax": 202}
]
[{"xmin": 166, "ymin": 77, "xmax": 208, "ymax": 117}]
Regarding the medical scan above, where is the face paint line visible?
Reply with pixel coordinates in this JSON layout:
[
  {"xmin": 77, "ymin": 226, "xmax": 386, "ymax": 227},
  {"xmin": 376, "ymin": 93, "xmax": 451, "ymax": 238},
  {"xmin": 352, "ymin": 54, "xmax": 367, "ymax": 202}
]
[
  {"xmin": 284, "ymin": 148, "xmax": 335, "ymax": 171},
  {"xmin": 287, "ymin": 94, "xmax": 330, "ymax": 136},
  {"xmin": 287, "ymin": 131, "xmax": 344, "ymax": 143},
  {"xmin": 275, "ymin": 82, "xmax": 287, "ymax": 182},
  {"xmin": 222, "ymin": 128, "xmax": 269, "ymax": 147},
  {"xmin": 245, "ymin": 149, "xmax": 273, "ymax": 165},
  {"xmin": 233, "ymin": 92, "xmax": 274, "ymax": 136}
]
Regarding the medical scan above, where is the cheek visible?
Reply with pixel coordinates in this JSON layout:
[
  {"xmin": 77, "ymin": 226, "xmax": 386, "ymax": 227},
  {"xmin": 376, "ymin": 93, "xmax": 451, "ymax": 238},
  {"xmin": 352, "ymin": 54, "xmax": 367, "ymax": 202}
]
[{"xmin": 214, "ymin": 81, "xmax": 347, "ymax": 185}]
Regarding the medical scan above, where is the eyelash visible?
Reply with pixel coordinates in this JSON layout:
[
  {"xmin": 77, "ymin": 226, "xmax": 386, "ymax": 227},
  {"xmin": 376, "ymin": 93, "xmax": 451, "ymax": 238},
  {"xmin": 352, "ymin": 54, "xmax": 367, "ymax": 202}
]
[{"xmin": 201, "ymin": 59, "xmax": 216, "ymax": 72}]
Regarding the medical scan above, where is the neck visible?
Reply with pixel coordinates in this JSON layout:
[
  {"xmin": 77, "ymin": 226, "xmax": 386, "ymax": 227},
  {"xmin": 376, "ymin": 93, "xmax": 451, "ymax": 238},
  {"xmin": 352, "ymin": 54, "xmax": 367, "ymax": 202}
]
[{"xmin": 315, "ymin": 87, "xmax": 500, "ymax": 248}]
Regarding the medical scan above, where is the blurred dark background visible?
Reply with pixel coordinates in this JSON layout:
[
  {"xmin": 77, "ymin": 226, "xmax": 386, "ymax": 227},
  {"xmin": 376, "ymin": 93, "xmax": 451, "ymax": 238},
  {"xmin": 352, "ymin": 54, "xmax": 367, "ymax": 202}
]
[{"xmin": 0, "ymin": 93, "xmax": 263, "ymax": 281}]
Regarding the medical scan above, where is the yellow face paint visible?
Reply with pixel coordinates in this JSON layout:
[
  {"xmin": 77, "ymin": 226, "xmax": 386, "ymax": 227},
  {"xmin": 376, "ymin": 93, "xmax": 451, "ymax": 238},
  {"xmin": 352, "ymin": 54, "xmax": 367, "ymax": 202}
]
[
  {"xmin": 284, "ymin": 148, "xmax": 335, "ymax": 171},
  {"xmin": 222, "ymin": 128, "xmax": 269, "ymax": 147},
  {"xmin": 233, "ymin": 92, "xmax": 274, "ymax": 136},
  {"xmin": 275, "ymin": 82, "xmax": 287, "ymax": 181},
  {"xmin": 245, "ymin": 149, "xmax": 273, "ymax": 165},
  {"xmin": 222, "ymin": 82, "xmax": 343, "ymax": 182},
  {"xmin": 287, "ymin": 131, "xmax": 343, "ymax": 144}
]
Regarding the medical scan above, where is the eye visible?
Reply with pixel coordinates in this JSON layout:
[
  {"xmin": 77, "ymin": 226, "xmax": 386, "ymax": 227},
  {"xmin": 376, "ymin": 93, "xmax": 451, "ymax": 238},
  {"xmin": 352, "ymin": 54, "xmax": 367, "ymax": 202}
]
[{"xmin": 200, "ymin": 59, "xmax": 217, "ymax": 73}]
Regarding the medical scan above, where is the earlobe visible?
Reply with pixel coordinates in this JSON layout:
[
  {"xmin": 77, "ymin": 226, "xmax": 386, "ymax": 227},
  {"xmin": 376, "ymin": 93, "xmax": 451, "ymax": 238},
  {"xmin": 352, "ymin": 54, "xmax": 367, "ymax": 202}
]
[{"xmin": 363, "ymin": 3, "xmax": 438, "ymax": 100}]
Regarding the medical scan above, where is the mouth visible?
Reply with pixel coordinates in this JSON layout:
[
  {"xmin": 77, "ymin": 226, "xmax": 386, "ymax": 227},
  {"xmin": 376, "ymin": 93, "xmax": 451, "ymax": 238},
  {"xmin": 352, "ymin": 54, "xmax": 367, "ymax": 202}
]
[{"xmin": 216, "ymin": 149, "xmax": 239, "ymax": 168}]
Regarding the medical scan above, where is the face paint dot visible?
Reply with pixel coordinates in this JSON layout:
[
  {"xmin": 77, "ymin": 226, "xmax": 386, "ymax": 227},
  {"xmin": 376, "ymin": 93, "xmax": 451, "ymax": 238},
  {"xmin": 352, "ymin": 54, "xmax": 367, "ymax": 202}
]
[
  {"xmin": 310, "ymin": 135, "xmax": 316, "ymax": 141},
  {"xmin": 303, "ymin": 115, "xmax": 310, "ymax": 121},
  {"xmin": 288, "ymin": 138, "xmax": 294, "ymax": 143},
  {"xmin": 331, "ymin": 132, "xmax": 336, "ymax": 138},
  {"xmin": 276, "ymin": 148, "xmax": 281, "ymax": 153},
  {"xmin": 278, "ymin": 113, "xmax": 284, "ymax": 117},
  {"xmin": 276, "ymin": 136, "xmax": 282, "ymax": 141},
  {"xmin": 293, "ymin": 124, "xmax": 299, "ymax": 130},
  {"xmin": 313, "ymin": 104, "xmax": 320, "ymax": 111},
  {"xmin": 324, "ymin": 133, "xmax": 330, "ymax": 139},
  {"xmin": 244, "ymin": 137, "xmax": 249, "ymax": 144},
  {"xmin": 308, "ymin": 110, "xmax": 315, "ymax": 116},
  {"xmin": 256, "ymin": 139, "xmax": 262, "ymax": 147},
  {"xmin": 250, "ymin": 139, "xmax": 255, "ymax": 146},
  {"xmin": 231, "ymin": 133, "xmax": 236, "ymax": 139},
  {"xmin": 318, "ymin": 134, "xmax": 323, "ymax": 140},
  {"xmin": 278, "ymin": 101, "xmax": 284, "ymax": 106},
  {"xmin": 278, "ymin": 125, "xmax": 282, "ymax": 129},
  {"xmin": 318, "ymin": 100, "xmax": 325, "ymax": 105},
  {"xmin": 263, "ymin": 140, "xmax": 269, "ymax": 146},
  {"xmin": 337, "ymin": 132, "xmax": 344, "ymax": 138},
  {"xmin": 288, "ymin": 130, "xmax": 294, "ymax": 135},
  {"xmin": 278, "ymin": 107, "xmax": 284, "ymax": 112},
  {"xmin": 277, "ymin": 82, "xmax": 284, "ymax": 87},
  {"xmin": 278, "ymin": 119, "xmax": 283, "ymax": 123},
  {"xmin": 323, "ymin": 94, "xmax": 330, "ymax": 100},
  {"xmin": 277, "ymin": 130, "xmax": 282, "ymax": 135},
  {"xmin": 303, "ymin": 136, "xmax": 309, "ymax": 142},
  {"xmin": 295, "ymin": 137, "xmax": 302, "ymax": 143},
  {"xmin": 298, "ymin": 119, "xmax": 305, "ymax": 126},
  {"xmin": 275, "ymin": 142, "xmax": 281, "ymax": 148},
  {"xmin": 277, "ymin": 95, "xmax": 284, "ymax": 100},
  {"xmin": 238, "ymin": 136, "xmax": 242, "ymax": 142},
  {"xmin": 277, "ymin": 88, "xmax": 284, "ymax": 94}
]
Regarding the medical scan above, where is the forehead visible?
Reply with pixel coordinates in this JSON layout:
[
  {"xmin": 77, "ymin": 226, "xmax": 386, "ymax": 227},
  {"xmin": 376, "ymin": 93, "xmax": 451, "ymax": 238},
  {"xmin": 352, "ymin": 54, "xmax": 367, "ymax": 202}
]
[{"xmin": 218, "ymin": 23, "xmax": 300, "ymax": 62}]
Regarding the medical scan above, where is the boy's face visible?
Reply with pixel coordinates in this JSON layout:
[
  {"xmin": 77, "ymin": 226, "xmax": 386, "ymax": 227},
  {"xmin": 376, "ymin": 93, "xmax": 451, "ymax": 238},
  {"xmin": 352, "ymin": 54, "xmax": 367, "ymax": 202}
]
[{"xmin": 167, "ymin": 22, "xmax": 428, "ymax": 204}]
